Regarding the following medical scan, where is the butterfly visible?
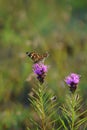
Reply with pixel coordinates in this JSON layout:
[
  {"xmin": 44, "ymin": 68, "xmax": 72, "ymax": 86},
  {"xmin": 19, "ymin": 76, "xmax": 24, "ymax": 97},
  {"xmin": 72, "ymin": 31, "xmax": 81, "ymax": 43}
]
[{"xmin": 26, "ymin": 51, "xmax": 49, "ymax": 63}]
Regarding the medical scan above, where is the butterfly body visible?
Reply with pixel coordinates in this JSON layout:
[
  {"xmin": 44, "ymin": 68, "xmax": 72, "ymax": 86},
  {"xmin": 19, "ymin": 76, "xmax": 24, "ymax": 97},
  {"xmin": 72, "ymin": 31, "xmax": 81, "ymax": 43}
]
[{"xmin": 26, "ymin": 52, "xmax": 48, "ymax": 63}]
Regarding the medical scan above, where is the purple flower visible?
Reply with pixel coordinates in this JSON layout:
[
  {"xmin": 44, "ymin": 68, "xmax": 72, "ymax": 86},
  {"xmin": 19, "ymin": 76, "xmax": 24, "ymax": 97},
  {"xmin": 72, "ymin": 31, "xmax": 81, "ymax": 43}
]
[
  {"xmin": 33, "ymin": 63, "xmax": 48, "ymax": 75},
  {"xmin": 33, "ymin": 63, "xmax": 48, "ymax": 84},
  {"xmin": 65, "ymin": 73, "xmax": 80, "ymax": 85},
  {"xmin": 65, "ymin": 73, "xmax": 81, "ymax": 93}
]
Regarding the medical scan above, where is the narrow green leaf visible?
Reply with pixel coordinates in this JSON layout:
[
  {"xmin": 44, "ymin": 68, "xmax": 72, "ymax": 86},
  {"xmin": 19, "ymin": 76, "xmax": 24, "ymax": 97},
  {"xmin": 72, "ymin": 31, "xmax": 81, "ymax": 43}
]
[{"xmin": 59, "ymin": 117, "xmax": 68, "ymax": 130}]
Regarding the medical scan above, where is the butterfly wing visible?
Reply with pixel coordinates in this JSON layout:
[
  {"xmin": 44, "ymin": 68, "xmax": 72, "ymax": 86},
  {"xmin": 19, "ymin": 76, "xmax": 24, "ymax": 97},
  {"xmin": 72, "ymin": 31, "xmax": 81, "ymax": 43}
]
[
  {"xmin": 39, "ymin": 52, "xmax": 49, "ymax": 63},
  {"xmin": 26, "ymin": 51, "xmax": 49, "ymax": 63}
]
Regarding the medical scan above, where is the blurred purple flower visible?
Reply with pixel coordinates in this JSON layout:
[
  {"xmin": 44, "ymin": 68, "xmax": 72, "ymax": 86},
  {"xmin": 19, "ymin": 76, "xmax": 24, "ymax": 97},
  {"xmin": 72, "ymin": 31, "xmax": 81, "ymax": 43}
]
[
  {"xmin": 33, "ymin": 63, "xmax": 48, "ymax": 75},
  {"xmin": 65, "ymin": 73, "xmax": 81, "ymax": 93},
  {"xmin": 65, "ymin": 73, "xmax": 80, "ymax": 85},
  {"xmin": 33, "ymin": 63, "xmax": 48, "ymax": 84}
]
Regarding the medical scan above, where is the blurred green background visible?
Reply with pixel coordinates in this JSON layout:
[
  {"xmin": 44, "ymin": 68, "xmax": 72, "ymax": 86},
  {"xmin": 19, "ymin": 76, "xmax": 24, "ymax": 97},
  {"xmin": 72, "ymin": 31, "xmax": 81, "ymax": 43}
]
[{"xmin": 0, "ymin": 0, "xmax": 87, "ymax": 129}]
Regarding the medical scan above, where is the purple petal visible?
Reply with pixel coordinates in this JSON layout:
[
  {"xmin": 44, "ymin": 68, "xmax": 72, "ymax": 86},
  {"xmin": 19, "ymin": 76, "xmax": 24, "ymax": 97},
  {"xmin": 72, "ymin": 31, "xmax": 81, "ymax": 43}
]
[
  {"xmin": 65, "ymin": 73, "xmax": 80, "ymax": 86},
  {"xmin": 33, "ymin": 63, "xmax": 48, "ymax": 75}
]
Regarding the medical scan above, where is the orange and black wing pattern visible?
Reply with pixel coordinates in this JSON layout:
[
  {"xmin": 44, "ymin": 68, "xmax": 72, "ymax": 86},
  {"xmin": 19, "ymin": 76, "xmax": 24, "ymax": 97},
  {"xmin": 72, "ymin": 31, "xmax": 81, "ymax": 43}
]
[{"xmin": 26, "ymin": 52, "xmax": 48, "ymax": 63}]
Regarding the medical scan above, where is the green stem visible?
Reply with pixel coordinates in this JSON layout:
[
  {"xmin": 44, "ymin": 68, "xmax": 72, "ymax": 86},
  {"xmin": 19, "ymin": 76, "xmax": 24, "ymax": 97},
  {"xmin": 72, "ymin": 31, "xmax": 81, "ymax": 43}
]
[
  {"xmin": 39, "ymin": 85, "xmax": 46, "ymax": 130},
  {"xmin": 71, "ymin": 94, "xmax": 76, "ymax": 130},
  {"xmin": 71, "ymin": 110, "xmax": 75, "ymax": 130}
]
